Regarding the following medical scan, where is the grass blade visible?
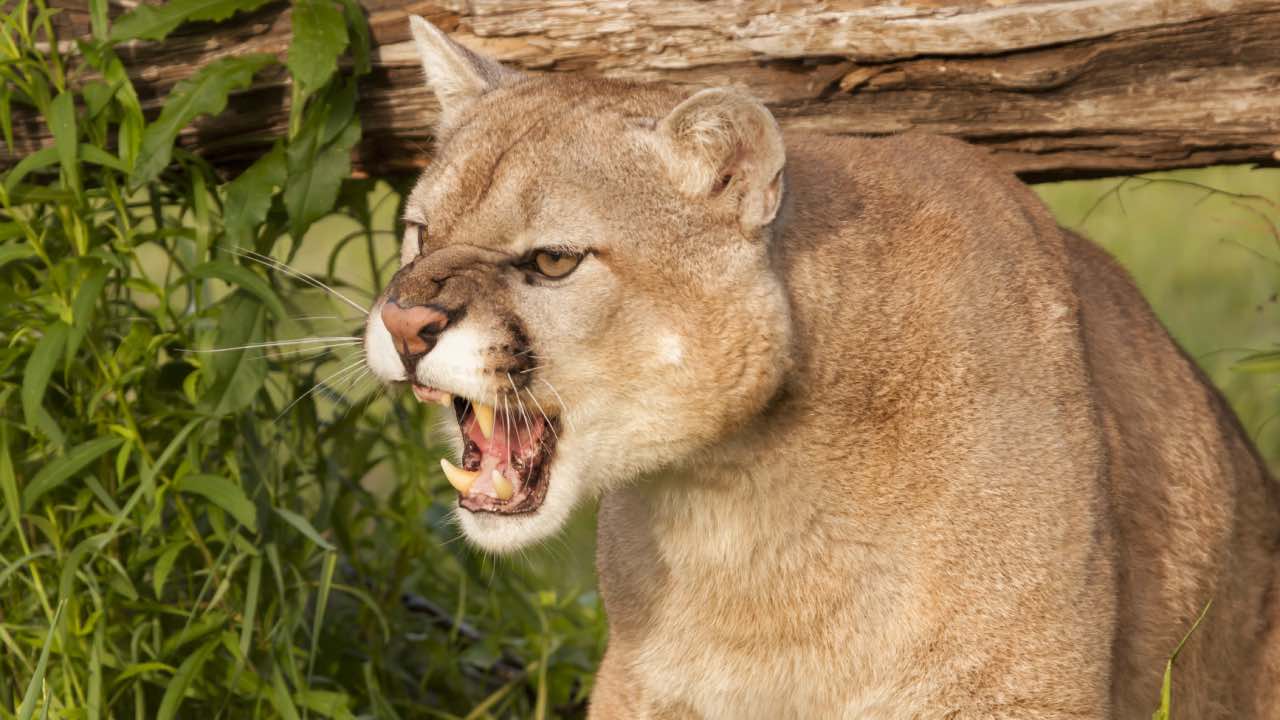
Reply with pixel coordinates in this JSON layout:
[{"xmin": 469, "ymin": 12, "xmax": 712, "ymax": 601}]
[
  {"xmin": 16, "ymin": 600, "xmax": 65, "ymax": 720},
  {"xmin": 22, "ymin": 436, "xmax": 123, "ymax": 510},
  {"xmin": 156, "ymin": 638, "xmax": 218, "ymax": 720}
]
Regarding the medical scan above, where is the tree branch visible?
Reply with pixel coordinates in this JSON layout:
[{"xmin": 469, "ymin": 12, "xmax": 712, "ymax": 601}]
[{"xmin": 15, "ymin": 0, "xmax": 1280, "ymax": 182}]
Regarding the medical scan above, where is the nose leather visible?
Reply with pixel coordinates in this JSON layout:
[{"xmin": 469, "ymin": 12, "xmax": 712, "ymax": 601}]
[{"xmin": 381, "ymin": 301, "xmax": 449, "ymax": 358}]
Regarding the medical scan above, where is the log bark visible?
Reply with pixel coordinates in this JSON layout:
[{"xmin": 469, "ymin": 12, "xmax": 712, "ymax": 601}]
[{"xmin": 16, "ymin": 0, "xmax": 1280, "ymax": 182}]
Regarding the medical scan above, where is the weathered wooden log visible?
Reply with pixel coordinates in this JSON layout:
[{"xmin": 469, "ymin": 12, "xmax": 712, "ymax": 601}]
[{"xmin": 16, "ymin": 0, "xmax": 1280, "ymax": 181}]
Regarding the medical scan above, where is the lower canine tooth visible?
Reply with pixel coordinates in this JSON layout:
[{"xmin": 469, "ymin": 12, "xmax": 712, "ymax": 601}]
[
  {"xmin": 440, "ymin": 458, "xmax": 478, "ymax": 495},
  {"xmin": 492, "ymin": 470, "xmax": 513, "ymax": 500},
  {"xmin": 473, "ymin": 403, "xmax": 495, "ymax": 439}
]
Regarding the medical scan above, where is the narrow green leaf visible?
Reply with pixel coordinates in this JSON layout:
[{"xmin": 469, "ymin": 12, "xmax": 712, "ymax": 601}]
[
  {"xmin": 175, "ymin": 474, "xmax": 257, "ymax": 530},
  {"xmin": 161, "ymin": 611, "xmax": 226, "ymax": 657},
  {"xmin": 22, "ymin": 436, "xmax": 124, "ymax": 510},
  {"xmin": 99, "ymin": 50, "xmax": 145, "ymax": 170},
  {"xmin": 270, "ymin": 665, "xmax": 303, "ymax": 720},
  {"xmin": 133, "ymin": 54, "xmax": 274, "ymax": 185},
  {"xmin": 1152, "ymin": 599, "xmax": 1213, "ymax": 720},
  {"xmin": 0, "ymin": 241, "xmax": 37, "ymax": 269},
  {"xmin": 0, "ymin": 82, "xmax": 12, "ymax": 152},
  {"xmin": 0, "ymin": 549, "xmax": 54, "ymax": 591},
  {"xmin": 110, "ymin": 0, "xmax": 272, "ymax": 42},
  {"xmin": 238, "ymin": 554, "xmax": 263, "ymax": 660},
  {"xmin": 188, "ymin": 259, "xmax": 286, "ymax": 318},
  {"xmin": 222, "ymin": 143, "xmax": 286, "ymax": 248},
  {"xmin": 273, "ymin": 507, "xmax": 334, "ymax": 550},
  {"xmin": 294, "ymin": 690, "xmax": 355, "ymax": 720},
  {"xmin": 3, "ymin": 145, "xmax": 58, "ymax": 194},
  {"xmin": 1234, "ymin": 350, "xmax": 1280, "ymax": 374},
  {"xmin": 47, "ymin": 92, "xmax": 79, "ymax": 195},
  {"xmin": 306, "ymin": 551, "xmax": 338, "ymax": 687},
  {"xmin": 89, "ymin": 0, "xmax": 108, "ymax": 40},
  {"xmin": 287, "ymin": 0, "xmax": 349, "ymax": 93},
  {"xmin": 88, "ymin": 624, "xmax": 104, "ymax": 720},
  {"xmin": 339, "ymin": 0, "xmax": 370, "ymax": 75},
  {"xmin": 112, "ymin": 662, "xmax": 176, "ymax": 684},
  {"xmin": 284, "ymin": 115, "xmax": 360, "ymax": 239},
  {"xmin": 155, "ymin": 638, "xmax": 218, "ymax": 720},
  {"xmin": 17, "ymin": 601, "xmax": 66, "ymax": 720},
  {"xmin": 0, "ymin": 427, "xmax": 20, "ymax": 546},
  {"xmin": 151, "ymin": 542, "xmax": 188, "ymax": 598},
  {"xmin": 66, "ymin": 264, "xmax": 111, "ymax": 364},
  {"xmin": 82, "ymin": 80, "xmax": 120, "ymax": 119},
  {"xmin": 200, "ymin": 296, "xmax": 268, "ymax": 417},
  {"xmin": 79, "ymin": 143, "xmax": 129, "ymax": 172},
  {"xmin": 22, "ymin": 322, "xmax": 69, "ymax": 437},
  {"xmin": 58, "ymin": 532, "xmax": 112, "ymax": 599}
]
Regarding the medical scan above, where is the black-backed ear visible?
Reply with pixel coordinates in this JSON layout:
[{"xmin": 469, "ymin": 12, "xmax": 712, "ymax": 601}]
[
  {"xmin": 408, "ymin": 16, "xmax": 521, "ymax": 129},
  {"xmin": 656, "ymin": 88, "xmax": 786, "ymax": 231}
]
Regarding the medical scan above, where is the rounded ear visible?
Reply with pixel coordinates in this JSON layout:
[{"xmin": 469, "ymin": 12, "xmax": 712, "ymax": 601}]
[
  {"xmin": 408, "ymin": 16, "xmax": 522, "ymax": 129},
  {"xmin": 656, "ymin": 88, "xmax": 786, "ymax": 231}
]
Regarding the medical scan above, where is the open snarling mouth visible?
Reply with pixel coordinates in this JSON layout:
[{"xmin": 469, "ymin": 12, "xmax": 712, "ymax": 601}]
[{"xmin": 411, "ymin": 384, "xmax": 558, "ymax": 514}]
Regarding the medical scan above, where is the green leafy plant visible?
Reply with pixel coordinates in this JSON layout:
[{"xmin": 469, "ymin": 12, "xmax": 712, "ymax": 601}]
[{"xmin": 0, "ymin": 1, "xmax": 603, "ymax": 717}]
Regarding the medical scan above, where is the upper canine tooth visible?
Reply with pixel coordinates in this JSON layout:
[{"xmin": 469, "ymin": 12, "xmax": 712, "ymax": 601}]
[
  {"xmin": 438, "ymin": 392, "xmax": 453, "ymax": 409},
  {"xmin": 492, "ymin": 469, "xmax": 513, "ymax": 501},
  {"xmin": 440, "ymin": 458, "xmax": 478, "ymax": 495},
  {"xmin": 473, "ymin": 403, "xmax": 495, "ymax": 439}
]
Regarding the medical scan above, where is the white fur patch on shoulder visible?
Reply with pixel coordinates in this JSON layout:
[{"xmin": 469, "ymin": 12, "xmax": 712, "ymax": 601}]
[{"xmin": 659, "ymin": 332, "xmax": 685, "ymax": 366}]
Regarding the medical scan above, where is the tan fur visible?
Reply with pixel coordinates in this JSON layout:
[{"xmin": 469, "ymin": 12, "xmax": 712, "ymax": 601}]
[{"xmin": 366, "ymin": 19, "xmax": 1280, "ymax": 718}]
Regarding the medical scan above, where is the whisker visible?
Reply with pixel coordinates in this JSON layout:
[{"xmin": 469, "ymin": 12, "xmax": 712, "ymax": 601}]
[
  {"xmin": 336, "ymin": 369, "xmax": 375, "ymax": 422},
  {"xmin": 507, "ymin": 373, "xmax": 534, "ymax": 440},
  {"xmin": 181, "ymin": 337, "xmax": 360, "ymax": 353},
  {"xmin": 523, "ymin": 388, "xmax": 559, "ymax": 442},
  {"xmin": 517, "ymin": 364, "xmax": 547, "ymax": 375},
  {"xmin": 275, "ymin": 356, "xmax": 368, "ymax": 421},
  {"xmin": 500, "ymin": 392, "xmax": 510, "ymax": 470},
  {"xmin": 340, "ymin": 379, "xmax": 378, "ymax": 422},
  {"xmin": 337, "ymin": 366, "xmax": 372, "ymax": 395},
  {"xmin": 539, "ymin": 378, "xmax": 577, "ymax": 434},
  {"xmin": 228, "ymin": 247, "xmax": 369, "ymax": 315},
  {"xmin": 252, "ymin": 345, "xmax": 346, "ymax": 362}
]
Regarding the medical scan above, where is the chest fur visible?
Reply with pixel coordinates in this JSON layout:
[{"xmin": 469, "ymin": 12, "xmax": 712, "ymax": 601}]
[
  {"xmin": 622, "ymin": 570, "xmax": 936, "ymax": 719},
  {"xmin": 598, "ymin": 485, "xmax": 938, "ymax": 719}
]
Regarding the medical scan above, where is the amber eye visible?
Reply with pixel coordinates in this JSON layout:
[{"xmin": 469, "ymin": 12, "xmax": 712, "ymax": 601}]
[{"xmin": 530, "ymin": 250, "xmax": 582, "ymax": 279}]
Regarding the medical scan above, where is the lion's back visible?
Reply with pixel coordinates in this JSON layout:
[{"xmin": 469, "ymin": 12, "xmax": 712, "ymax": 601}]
[
  {"xmin": 1064, "ymin": 230, "xmax": 1280, "ymax": 717},
  {"xmin": 786, "ymin": 130, "xmax": 1280, "ymax": 716},
  {"xmin": 872, "ymin": 134, "xmax": 1280, "ymax": 716}
]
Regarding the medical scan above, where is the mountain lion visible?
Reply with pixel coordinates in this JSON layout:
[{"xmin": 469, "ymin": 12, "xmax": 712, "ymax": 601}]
[{"xmin": 362, "ymin": 16, "xmax": 1280, "ymax": 718}]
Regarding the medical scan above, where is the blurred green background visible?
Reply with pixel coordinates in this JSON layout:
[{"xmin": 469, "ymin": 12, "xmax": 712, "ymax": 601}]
[{"xmin": 1037, "ymin": 167, "xmax": 1280, "ymax": 469}]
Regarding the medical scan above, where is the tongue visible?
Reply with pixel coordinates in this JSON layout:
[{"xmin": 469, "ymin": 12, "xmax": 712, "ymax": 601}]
[{"xmin": 462, "ymin": 406, "xmax": 545, "ymax": 500}]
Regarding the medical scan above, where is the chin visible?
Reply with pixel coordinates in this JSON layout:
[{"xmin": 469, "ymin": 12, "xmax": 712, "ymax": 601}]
[{"xmin": 454, "ymin": 463, "xmax": 585, "ymax": 553}]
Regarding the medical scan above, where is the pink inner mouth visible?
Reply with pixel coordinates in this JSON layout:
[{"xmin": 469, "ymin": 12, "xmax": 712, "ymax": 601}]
[{"xmin": 411, "ymin": 384, "xmax": 557, "ymax": 514}]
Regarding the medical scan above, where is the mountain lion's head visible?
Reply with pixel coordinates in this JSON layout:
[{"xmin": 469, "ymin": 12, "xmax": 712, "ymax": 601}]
[{"xmin": 364, "ymin": 17, "xmax": 792, "ymax": 552}]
